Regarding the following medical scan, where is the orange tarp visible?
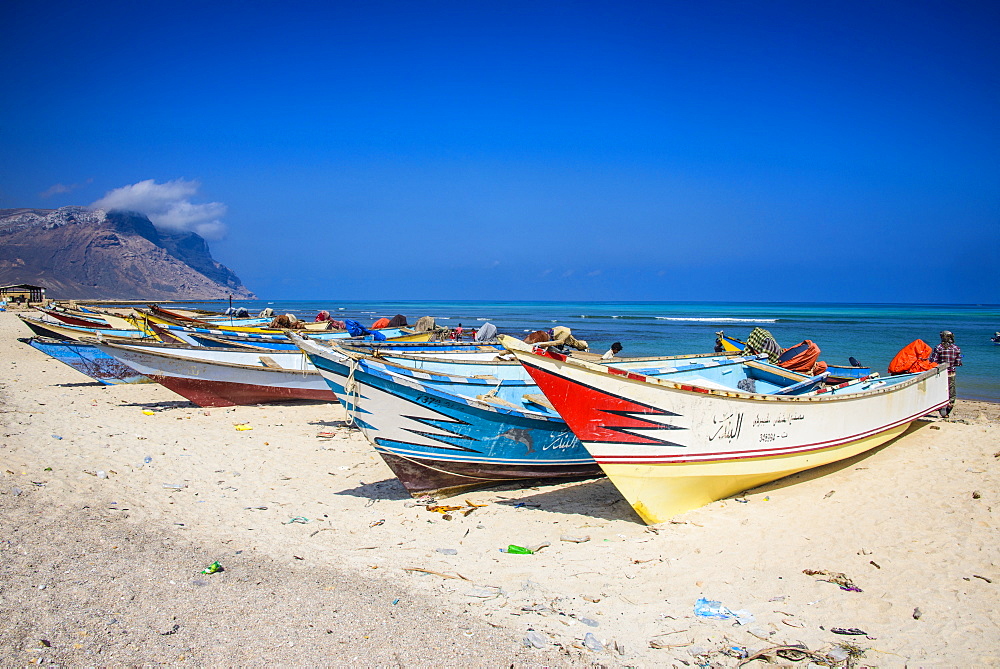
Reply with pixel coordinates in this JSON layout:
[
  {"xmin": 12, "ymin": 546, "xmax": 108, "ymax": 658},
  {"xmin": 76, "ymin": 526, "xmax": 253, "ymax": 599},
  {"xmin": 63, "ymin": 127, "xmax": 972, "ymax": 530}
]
[
  {"xmin": 371, "ymin": 317, "xmax": 390, "ymax": 329},
  {"xmin": 778, "ymin": 340, "xmax": 821, "ymax": 373},
  {"xmin": 888, "ymin": 339, "xmax": 936, "ymax": 375}
]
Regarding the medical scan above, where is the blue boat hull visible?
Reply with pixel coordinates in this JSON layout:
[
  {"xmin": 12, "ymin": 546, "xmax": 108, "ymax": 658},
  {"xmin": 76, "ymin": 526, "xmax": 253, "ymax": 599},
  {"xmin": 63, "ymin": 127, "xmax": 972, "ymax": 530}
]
[
  {"xmin": 302, "ymin": 344, "xmax": 601, "ymax": 496},
  {"xmin": 23, "ymin": 337, "xmax": 151, "ymax": 385}
]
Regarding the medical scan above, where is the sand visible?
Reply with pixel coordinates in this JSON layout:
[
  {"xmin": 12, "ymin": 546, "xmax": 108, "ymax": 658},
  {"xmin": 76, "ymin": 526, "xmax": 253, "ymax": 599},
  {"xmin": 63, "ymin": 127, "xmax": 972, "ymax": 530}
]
[{"xmin": 2, "ymin": 310, "xmax": 998, "ymax": 666}]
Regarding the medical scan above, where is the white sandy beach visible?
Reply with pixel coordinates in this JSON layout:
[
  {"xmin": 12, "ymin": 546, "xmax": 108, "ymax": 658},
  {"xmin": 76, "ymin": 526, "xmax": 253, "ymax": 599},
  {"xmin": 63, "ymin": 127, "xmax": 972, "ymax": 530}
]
[{"xmin": 2, "ymin": 310, "xmax": 998, "ymax": 666}]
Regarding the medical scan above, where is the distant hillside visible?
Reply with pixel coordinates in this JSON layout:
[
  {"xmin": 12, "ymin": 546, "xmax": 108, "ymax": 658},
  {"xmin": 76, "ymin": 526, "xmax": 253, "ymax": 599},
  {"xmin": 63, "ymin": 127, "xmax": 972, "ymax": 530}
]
[{"xmin": 0, "ymin": 207, "xmax": 255, "ymax": 300}]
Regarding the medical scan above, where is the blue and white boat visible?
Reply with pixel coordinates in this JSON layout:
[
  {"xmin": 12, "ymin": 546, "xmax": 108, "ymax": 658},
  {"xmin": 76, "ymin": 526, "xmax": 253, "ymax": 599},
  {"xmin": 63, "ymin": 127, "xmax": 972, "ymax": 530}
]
[
  {"xmin": 18, "ymin": 313, "xmax": 149, "ymax": 341},
  {"xmin": 290, "ymin": 333, "xmax": 783, "ymax": 497},
  {"xmin": 21, "ymin": 336, "xmax": 151, "ymax": 385},
  {"xmin": 291, "ymin": 333, "xmax": 599, "ymax": 496}
]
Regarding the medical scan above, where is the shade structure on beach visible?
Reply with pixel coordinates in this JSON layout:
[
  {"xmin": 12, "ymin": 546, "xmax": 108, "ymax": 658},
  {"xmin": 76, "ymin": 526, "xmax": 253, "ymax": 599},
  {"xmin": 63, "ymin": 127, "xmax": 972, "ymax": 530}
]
[{"xmin": 500, "ymin": 335, "xmax": 951, "ymax": 524}]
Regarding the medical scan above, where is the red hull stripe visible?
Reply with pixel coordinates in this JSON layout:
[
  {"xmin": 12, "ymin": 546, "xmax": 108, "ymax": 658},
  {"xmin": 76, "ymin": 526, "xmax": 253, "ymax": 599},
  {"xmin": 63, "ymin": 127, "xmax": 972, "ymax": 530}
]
[
  {"xmin": 520, "ymin": 360, "xmax": 685, "ymax": 446},
  {"xmin": 608, "ymin": 367, "xmax": 648, "ymax": 381},
  {"xmin": 151, "ymin": 375, "xmax": 336, "ymax": 408}
]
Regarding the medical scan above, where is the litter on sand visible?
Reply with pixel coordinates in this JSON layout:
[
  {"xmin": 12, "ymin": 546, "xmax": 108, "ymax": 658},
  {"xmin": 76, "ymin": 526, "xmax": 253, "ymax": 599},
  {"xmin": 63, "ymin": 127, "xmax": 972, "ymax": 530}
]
[
  {"xmin": 201, "ymin": 561, "xmax": 223, "ymax": 574},
  {"xmin": 803, "ymin": 569, "xmax": 863, "ymax": 592},
  {"xmin": 425, "ymin": 500, "xmax": 487, "ymax": 517},
  {"xmin": 693, "ymin": 597, "xmax": 755, "ymax": 625},
  {"xmin": 831, "ymin": 627, "xmax": 869, "ymax": 635}
]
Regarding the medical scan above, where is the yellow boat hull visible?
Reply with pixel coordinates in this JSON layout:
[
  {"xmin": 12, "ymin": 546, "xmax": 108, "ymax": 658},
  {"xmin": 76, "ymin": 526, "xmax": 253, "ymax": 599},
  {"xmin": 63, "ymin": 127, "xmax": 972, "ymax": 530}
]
[
  {"xmin": 381, "ymin": 331, "xmax": 435, "ymax": 342},
  {"xmin": 603, "ymin": 422, "xmax": 910, "ymax": 524}
]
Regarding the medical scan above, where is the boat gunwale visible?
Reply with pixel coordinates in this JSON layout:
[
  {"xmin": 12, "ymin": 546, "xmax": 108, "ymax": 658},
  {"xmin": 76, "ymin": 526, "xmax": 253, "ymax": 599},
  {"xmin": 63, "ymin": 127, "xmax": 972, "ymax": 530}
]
[
  {"xmin": 501, "ymin": 335, "xmax": 948, "ymax": 403},
  {"xmin": 297, "ymin": 336, "xmax": 567, "ymax": 422},
  {"xmin": 93, "ymin": 339, "xmax": 317, "ymax": 376},
  {"xmin": 317, "ymin": 337, "xmax": 748, "ymax": 381},
  {"xmin": 18, "ymin": 313, "xmax": 148, "ymax": 338}
]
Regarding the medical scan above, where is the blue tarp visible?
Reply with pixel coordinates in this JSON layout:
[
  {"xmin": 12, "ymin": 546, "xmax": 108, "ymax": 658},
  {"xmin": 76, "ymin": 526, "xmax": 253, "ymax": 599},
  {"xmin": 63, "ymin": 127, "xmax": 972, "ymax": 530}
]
[{"xmin": 343, "ymin": 319, "xmax": 386, "ymax": 341}]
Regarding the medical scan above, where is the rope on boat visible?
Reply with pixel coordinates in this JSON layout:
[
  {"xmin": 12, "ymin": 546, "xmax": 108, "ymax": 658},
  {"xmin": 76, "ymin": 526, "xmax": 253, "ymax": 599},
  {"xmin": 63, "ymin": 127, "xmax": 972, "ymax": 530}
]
[
  {"xmin": 481, "ymin": 379, "xmax": 503, "ymax": 399},
  {"xmin": 344, "ymin": 357, "xmax": 361, "ymax": 427}
]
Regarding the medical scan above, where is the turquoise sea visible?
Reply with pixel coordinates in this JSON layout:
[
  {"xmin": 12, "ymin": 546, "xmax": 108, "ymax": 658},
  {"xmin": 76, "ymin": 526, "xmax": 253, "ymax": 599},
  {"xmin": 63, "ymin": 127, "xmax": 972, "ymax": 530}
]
[{"xmin": 177, "ymin": 300, "xmax": 1000, "ymax": 403}]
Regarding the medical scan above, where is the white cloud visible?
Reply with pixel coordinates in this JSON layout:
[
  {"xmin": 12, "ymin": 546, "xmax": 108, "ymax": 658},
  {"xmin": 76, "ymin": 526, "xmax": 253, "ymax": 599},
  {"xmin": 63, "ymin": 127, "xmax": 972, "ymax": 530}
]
[
  {"xmin": 40, "ymin": 178, "xmax": 92, "ymax": 198},
  {"xmin": 90, "ymin": 178, "xmax": 228, "ymax": 240}
]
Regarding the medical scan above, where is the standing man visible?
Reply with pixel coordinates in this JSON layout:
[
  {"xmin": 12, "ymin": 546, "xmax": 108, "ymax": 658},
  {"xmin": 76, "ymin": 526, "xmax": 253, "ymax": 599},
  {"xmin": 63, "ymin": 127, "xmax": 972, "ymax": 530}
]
[{"xmin": 929, "ymin": 330, "xmax": 962, "ymax": 417}]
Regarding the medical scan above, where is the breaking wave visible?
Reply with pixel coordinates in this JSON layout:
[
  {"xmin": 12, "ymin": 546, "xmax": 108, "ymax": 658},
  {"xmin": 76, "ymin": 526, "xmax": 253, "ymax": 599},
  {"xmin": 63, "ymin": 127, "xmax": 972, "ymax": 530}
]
[{"xmin": 655, "ymin": 317, "xmax": 779, "ymax": 323}]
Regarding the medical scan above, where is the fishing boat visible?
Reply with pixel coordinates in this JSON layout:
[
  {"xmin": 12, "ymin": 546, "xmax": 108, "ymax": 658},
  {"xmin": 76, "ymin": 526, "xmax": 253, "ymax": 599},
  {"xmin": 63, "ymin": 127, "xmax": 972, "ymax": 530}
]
[
  {"xmin": 21, "ymin": 336, "xmax": 151, "ymax": 385},
  {"xmin": 17, "ymin": 313, "xmax": 150, "ymax": 341},
  {"xmin": 291, "ymin": 334, "xmax": 597, "ymax": 495},
  {"xmin": 91, "ymin": 338, "xmax": 336, "ymax": 407},
  {"xmin": 502, "ymin": 335, "xmax": 949, "ymax": 524},
  {"xmin": 715, "ymin": 330, "xmax": 871, "ymax": 382},
  {"xmin": 137, "ymin": 306, "xmax": 354, "ymax": 334},
  {"xmin": 292, "ymin": 332, "xmax": 767, "ymax": 497},
  {"xmin": 144, "ymin": 304, "xmax": 270, "ymax": 327},
  {"xmin": 43, "ymin": 303, "xmax": 140, "ymax": 329},
  {"xmin": 143, "ymin": 321, "xmax": 429, "ymax": 348},
  {"xmin": 35, "ymin": 306, "xmax": 117, "ymax": 329}
]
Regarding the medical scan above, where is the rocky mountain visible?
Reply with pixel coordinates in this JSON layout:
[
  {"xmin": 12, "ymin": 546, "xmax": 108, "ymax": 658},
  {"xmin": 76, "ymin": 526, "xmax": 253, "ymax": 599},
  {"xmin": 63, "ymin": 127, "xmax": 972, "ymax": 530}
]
[{"xmin": 0, "ymin": 207, "xmax": 255, "ymax": 300}]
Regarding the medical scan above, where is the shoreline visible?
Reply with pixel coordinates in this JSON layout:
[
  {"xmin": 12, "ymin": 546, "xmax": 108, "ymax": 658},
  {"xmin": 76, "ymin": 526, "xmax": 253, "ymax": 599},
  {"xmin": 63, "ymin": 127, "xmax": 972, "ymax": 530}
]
[{"xmin": 2, "ymin": 312, "xmax": 998, "ymax": 665}]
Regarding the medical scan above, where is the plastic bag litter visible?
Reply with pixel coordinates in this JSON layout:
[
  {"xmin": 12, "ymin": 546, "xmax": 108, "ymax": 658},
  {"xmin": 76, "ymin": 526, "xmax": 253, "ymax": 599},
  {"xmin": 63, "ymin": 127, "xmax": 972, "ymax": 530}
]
[
  {"xmin": 693, "ymin": 597, "xmax": 755, "ymax": 625},
  {"xmin": 524, "ymin": 631, "xmax": 548, "ymax": 649},
  {"xmin": 201, "ymin": 561, "xmax": 223, "ymax": 574}
]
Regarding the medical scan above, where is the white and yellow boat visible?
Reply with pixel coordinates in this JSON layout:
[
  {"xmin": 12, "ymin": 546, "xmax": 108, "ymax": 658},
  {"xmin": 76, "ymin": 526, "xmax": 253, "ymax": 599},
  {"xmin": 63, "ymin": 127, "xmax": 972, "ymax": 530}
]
[{"xmin": 501, "ymin": 335, "xmax": 949, "ymax": 524}]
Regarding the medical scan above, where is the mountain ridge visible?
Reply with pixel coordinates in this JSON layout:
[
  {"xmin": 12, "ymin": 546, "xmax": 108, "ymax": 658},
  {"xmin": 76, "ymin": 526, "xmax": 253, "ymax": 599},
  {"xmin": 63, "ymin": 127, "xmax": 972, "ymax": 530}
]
[{"xmin": 0, "ymin": 206, "xmax": 255, "ymax": 300}]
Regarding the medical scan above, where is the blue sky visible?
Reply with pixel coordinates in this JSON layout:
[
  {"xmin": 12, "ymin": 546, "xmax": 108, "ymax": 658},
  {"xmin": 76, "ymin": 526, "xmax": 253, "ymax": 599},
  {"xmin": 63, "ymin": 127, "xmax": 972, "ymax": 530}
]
[{"xmin": 1, "ymin": 1, "xmax": 997, "ymax": 302}]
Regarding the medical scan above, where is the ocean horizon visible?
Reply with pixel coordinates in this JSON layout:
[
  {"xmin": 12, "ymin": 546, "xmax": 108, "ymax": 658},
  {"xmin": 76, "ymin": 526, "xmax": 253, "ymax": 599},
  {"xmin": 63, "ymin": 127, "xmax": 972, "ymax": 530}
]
[{"xmin": 160, "ymin": 299, "xmax": 999, "ymax": 403}]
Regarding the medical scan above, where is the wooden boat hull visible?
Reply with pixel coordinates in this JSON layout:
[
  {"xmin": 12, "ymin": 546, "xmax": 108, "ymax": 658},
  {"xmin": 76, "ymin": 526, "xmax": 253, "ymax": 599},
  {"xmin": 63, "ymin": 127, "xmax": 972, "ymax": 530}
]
[
  {"xmin": 145, "ymin": 304, "xmax": 268, "ymax": 326},
  {"xmin": 292, "ymin": 335, "xmax": 600, "ymax": 496},
  {"xmin": 503, "ymin": 336, "xmax": 950, "ymax": 523},
  {"xmin": 598, "ymin": 422, "xmax": 912, "ymax": 525},
  {"xmin": 36, "ymin": 307, "xmax": 116, "ymax": 329},
  {"xmin": 150, "ymin": 375, "xmax": 333, "ymax": 407},
  {"xmin": 93, "ymin": 340, "xmax": 336, "ymax": 407},
  {"xmin": 17, "ymin": 314, "xmax": 147, "ymax": 341},
  {"xmin": 375, "ymin": 450, "xmax": 599, "ymax": 497},
  {"xmin": 717, "ymin": 334, "xmax": 744, "ymax": 353},
  {"xmin": 22, "ymin": 337, "xmax": 151, "ymax": 385}
]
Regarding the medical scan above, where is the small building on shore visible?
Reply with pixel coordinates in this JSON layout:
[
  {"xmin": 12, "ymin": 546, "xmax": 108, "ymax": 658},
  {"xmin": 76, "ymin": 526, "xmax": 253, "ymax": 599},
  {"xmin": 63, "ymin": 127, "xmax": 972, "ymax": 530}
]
[{"xmin": 0, "ymin": 283, "xmax": 47, "ymax": 304}]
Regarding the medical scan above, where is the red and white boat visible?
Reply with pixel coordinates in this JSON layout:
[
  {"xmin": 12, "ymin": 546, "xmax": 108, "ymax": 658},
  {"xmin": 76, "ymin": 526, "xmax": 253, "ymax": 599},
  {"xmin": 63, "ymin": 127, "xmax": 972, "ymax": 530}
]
[
  {"xmin": 501, "ymin": 335, "xmax": 950, "ymax": 524},
  {"xmin": 91, "ymin": 338, "xmax": 336, "ymax": 407}
]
